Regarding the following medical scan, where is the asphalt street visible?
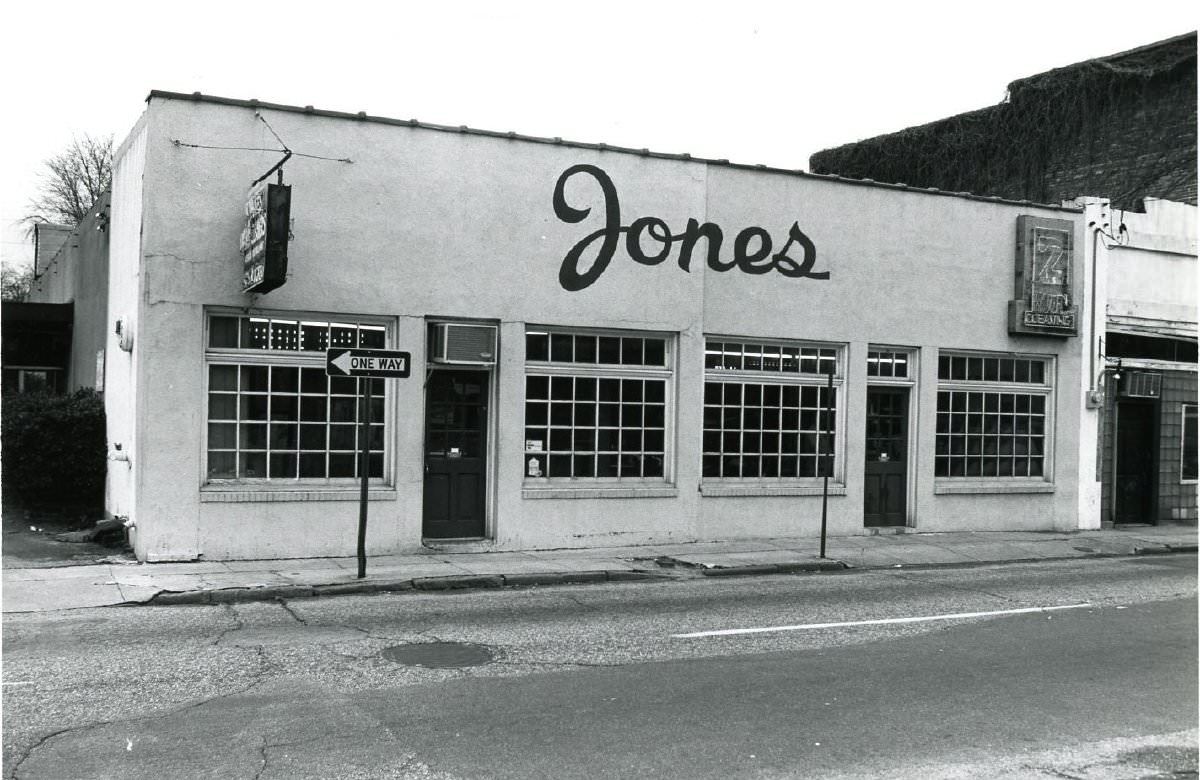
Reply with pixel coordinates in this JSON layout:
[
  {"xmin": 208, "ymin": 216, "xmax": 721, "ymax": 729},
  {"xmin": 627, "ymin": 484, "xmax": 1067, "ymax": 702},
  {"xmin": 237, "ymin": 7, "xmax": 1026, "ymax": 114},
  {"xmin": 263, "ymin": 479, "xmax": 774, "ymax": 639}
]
[{"xmin": 2, "ymin": 555, "xmax": 1196, "ymax": 779}]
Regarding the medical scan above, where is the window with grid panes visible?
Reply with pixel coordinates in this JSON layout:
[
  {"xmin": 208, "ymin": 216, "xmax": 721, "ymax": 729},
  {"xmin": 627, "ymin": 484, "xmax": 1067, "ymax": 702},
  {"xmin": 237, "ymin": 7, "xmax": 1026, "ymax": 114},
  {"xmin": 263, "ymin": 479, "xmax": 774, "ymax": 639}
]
[
  {"xmin": 935, "ymin": 353, "xmax": 1051, "ymax": 479},
  {"xmin": 206, "ymin": 313, "xmax": 388, "ymax": 482},
  {"xmin": 867, "ymin": 350, "xmax": 909, "ymax": 378},
  {"xmin": 524, "ymin": 328, "xmax": 670, "ymax": 480},
  {"xmin": 702, "ymin": 339, "xmax": 841, "ymax": 479}
]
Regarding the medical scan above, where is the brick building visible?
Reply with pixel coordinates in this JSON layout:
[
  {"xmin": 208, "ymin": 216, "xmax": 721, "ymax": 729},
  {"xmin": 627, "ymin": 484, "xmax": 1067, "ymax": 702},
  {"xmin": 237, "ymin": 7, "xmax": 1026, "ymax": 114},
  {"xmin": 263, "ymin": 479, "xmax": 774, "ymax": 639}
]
[
  {"xmin": 810, "ymin": 34, "xmax": 1198, "ymax": 527},
  {"xmin": 810, "ymin": 32, "xmax": 1197, "ymax": 211}
]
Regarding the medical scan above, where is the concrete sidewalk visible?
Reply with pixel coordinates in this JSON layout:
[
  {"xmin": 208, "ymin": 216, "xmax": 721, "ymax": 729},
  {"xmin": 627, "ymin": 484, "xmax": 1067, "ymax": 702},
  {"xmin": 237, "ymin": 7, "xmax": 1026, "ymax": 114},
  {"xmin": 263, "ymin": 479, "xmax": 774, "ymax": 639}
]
[{"xmin": 3, "ymin": 526, "xmax": 1196, "ymax": 613}]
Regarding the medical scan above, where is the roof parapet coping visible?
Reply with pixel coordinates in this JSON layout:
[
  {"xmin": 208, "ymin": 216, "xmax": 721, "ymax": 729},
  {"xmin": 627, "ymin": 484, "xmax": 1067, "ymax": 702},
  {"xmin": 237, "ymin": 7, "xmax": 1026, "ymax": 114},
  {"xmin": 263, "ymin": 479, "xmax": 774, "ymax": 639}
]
[{"xmin": 146, "ymin": 89, "xmax": 1081, "ymax": 213}]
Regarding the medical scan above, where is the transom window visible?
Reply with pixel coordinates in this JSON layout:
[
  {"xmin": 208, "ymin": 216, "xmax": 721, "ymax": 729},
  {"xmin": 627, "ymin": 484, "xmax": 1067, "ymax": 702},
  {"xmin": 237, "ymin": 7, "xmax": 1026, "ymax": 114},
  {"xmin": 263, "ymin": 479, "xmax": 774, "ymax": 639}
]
[
  {"xmin": 705, "ymin": 340, "xmax": 836, "ymax": 374},
  {"xmin": 205, "ymin": 313, "xmax": 389, "ymax": 483},
  {"xmin": 526, "ymin": 331, "xmax": 665, "ymax": 367},
  {"xmin": 938, "ymin": 354, "xmax": 1045, "ymax": 384},
  {"xmin": 935, "ymin": 352, "xmax": 1051, "ymax": 479},
  {"xmin": 867, "ymin": 350, "xmax": 909, "ymax": 378},
  {"xmin": 525, "ymin": 328, "xmax": 671, "ymax": 480},
  {"xmin": 209, "ymin": 315, "xmax": 385, "ymax": 352},
  {"xmin": 703, "ymin": 337, "xmax": 842, "ymax": 480}
]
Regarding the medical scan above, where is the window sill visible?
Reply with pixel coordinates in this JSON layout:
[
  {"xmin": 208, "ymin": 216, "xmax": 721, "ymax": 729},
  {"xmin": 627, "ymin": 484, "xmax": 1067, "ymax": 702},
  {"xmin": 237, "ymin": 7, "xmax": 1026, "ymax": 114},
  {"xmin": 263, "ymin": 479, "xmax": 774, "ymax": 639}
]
[
  {"xmin": 522, "ymin": 485, "xmax": 678, "ymax": 500},
  {"xmin": 200, "ymin": 487, "xmax": 397, "ymax": 503},
  {"xmin": 701, "ymin": 483, "xmax": 847, "ymax": 497},
  {"xmin": 933, "ymin": 480, "xmax": 1054, "ymax": 495}
]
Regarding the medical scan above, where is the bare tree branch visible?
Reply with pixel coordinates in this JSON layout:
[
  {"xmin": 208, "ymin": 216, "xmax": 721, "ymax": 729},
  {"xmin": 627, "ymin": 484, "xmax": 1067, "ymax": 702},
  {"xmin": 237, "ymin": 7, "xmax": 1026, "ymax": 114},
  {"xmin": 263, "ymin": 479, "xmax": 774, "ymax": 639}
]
[
  {"xmin": 1, "ymin": 261, "xmax": 34, "ymax": 302},
  {"xmin": 23, "ymin": 134, "xmax": 113, "ymax": 232}
]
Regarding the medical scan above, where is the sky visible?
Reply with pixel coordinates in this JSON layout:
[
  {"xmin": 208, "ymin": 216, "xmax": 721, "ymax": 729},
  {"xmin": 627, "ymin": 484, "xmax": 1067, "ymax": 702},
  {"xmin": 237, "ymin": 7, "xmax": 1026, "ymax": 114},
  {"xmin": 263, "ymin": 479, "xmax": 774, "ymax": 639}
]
[{"xmin": 1, "ymin": 0, "xmax": 1195, "ymax": 270}]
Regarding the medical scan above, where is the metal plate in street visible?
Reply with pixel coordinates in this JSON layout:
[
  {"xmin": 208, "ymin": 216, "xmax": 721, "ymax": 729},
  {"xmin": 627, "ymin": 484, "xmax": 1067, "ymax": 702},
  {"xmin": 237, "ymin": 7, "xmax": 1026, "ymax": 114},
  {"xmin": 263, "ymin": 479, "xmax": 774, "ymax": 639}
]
[{"xmin": 325, "ymin": 348, "xmax": 411, "ymax": 378}]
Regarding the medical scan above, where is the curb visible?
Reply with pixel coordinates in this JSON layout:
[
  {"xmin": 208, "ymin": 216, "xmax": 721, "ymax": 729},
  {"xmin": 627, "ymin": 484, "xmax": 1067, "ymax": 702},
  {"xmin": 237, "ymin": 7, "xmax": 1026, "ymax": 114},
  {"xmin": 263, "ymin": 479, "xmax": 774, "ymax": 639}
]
[
  {"xmin": 143, "ymin": 568, "xmax": 669, "ymax": 606},
  {"xmin": 117, "ymin": 545, "xmax": 1200, "ymax": 608},
  {"xmin": 699, "ymin": 560, "xmax": 848, "ymax": 577},
  {"xmin": 1134, "ymin": 543, "xmax": 1199, "ymax": 555}
]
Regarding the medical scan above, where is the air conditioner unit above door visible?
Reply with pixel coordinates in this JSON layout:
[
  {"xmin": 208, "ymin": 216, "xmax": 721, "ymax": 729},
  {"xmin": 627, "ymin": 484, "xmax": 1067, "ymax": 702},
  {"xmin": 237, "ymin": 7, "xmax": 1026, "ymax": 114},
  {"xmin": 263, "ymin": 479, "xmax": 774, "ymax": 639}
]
[
  {"xmin": 430, "ymin": 323, "xmax": 498, "ymax": 365},
  {"xmin": 1118, "ymin": 371, "xmax": 1162, "ymax": 399}
]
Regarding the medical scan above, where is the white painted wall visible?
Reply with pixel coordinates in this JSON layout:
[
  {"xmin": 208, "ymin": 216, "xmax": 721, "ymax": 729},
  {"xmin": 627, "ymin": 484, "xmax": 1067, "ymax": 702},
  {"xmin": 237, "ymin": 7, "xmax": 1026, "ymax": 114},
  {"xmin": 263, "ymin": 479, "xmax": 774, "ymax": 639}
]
[
  {"xmin": 105, "ymin": 115, "xmax": 147, "ymax": 541},
  {"xmin": 1108, "ymin": 198, "xmax": 1198, "ymax": 330},
  {"xmin": 121, "ymin": 95, "xmax": 1086, "ymax": 560}
]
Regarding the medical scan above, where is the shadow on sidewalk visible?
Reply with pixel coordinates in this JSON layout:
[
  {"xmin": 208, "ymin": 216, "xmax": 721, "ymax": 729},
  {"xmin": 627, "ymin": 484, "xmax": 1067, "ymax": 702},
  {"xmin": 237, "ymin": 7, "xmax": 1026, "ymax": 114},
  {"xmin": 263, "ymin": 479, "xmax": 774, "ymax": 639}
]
[{"xmin": 1, "ymin": 500, "xmax": 132, "ymax": 569}]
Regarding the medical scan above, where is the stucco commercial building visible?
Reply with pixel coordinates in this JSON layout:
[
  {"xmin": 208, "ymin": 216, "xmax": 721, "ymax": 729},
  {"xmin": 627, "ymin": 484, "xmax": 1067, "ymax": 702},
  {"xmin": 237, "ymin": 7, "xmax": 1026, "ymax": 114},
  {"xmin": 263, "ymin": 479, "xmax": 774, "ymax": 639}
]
[{"xmin": 96, "ymin": 91, "xmax": 1093, "ymax": 561}]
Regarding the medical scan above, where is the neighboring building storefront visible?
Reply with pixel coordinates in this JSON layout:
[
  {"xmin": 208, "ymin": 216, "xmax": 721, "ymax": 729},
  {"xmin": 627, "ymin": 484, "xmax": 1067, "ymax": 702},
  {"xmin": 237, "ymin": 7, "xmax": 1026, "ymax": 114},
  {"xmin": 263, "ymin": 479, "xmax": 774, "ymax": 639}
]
[
  {"xmin": 96, "ymin": 91, "xmax": 1091, "ymax": 561},
  {"xmin": 1088, "ymin": 198, "xmax": 1198, "ymax": 526}
]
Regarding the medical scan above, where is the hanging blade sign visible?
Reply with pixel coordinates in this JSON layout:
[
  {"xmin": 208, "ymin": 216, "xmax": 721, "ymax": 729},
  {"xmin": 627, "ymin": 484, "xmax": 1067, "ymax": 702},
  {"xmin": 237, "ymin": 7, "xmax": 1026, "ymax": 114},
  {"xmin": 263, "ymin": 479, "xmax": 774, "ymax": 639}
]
[{"xmin": 325, "ymin": 348, "xmax": 412, "ymax": 378}]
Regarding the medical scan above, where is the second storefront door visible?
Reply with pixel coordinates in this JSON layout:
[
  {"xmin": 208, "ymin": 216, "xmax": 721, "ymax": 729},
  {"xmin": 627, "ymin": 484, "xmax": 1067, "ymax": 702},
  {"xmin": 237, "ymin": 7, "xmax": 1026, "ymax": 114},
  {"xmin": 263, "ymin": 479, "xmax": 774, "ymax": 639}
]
[{"xmin": 864, "ymin": 387, "xmax": 908, "ymax": 527}]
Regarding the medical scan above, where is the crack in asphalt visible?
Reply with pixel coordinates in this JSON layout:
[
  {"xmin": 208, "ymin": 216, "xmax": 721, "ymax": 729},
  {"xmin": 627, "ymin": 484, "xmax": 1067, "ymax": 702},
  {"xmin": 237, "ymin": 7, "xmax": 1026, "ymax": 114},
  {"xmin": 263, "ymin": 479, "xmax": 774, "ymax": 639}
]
[
  {"xmin": 492, "ymin": 658, "xmax": 622, "ymax": 669},
  {"xmin": 9, "ymin": 644, "xmax": 274, "ymax": 780},
  {"xmin": 275, "ymin": 598, "xmax": 308, "ymax": 626},
  {"xmin": 251, "ymin": 734, "xmax": 269, "ymax": 780},
  {"xmin": 9, "ymin": 723, "xmax": 111, "ymax": 780},
  {"xmin": 7, "ymin": 643, "xmax": 271, "ymax": 777},
  {"xmin": 212, "ymin": 603, "xmax": 246, "ymax": 646},
  {"xmin": 564, "ymin": 594, "xmax": 599, "ymax": 612},
  {"xmin": 882, "ymin": 569, "xmax": 1018, "ymax": 603}
]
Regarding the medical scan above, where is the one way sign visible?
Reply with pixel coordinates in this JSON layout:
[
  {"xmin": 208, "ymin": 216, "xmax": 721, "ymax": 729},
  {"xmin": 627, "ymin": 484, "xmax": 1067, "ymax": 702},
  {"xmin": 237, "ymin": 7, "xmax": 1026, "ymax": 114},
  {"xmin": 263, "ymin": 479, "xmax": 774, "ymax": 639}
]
[{"xmin": 325, "ymin": 348, "xmax": 412, "ymax": 378}]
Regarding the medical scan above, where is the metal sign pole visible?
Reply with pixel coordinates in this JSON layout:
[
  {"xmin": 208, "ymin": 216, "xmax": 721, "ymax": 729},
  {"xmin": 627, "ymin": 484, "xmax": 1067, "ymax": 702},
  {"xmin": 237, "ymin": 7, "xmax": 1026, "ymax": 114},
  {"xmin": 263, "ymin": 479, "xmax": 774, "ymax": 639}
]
[
  {"xmin": 357, "ymin": 377, "xmax": 372, "ymax": 579},
  {"xmin": 819, "ymin": 368, "xmax": 833, "ymax": 559},
  {"xmin": 325, "ymin": 348, "xmax": 409, "ymax": 579}
]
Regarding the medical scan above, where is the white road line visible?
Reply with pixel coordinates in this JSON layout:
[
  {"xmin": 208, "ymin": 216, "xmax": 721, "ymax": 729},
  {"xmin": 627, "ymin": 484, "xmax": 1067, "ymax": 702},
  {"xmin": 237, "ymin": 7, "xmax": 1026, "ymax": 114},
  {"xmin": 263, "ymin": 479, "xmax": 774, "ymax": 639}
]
[
  {"xmin": 671, "ymin": 603, "xmax": 1093, "ymax": 639},
  {"xmin": 1, "ymin": 681, "xmax": 33, "ymax": 686}
]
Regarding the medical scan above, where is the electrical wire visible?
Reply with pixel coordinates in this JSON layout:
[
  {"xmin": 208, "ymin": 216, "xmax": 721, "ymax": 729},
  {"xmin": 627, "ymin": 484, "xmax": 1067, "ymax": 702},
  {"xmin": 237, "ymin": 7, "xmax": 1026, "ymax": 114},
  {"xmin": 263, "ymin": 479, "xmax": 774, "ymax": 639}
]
[{"xmin": 171, "ymin": 139, "xmax": 352, "ymax": 163}]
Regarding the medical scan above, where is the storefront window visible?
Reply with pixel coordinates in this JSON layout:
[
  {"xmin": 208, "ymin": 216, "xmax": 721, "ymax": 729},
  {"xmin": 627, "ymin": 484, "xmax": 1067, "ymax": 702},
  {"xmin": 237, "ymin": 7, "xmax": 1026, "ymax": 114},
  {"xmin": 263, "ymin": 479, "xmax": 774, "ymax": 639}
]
[
  {"xmin": 935, "ymin": 352, "xmax": 1051, "ymax": 478},
  {"xmin": 524, "ymin": 328, "xmax": 670, "ymax": 480},
  {"xmin": 205, "ymin": 313, "xmax": 388, "ymax": 482},
  {"xmin": 1182, "ymin": 404, "xmax": 1197, "ymax": 483},
  {"xmin": 702, "ymin": 338, "xmax": 842, "ymax": 479}
]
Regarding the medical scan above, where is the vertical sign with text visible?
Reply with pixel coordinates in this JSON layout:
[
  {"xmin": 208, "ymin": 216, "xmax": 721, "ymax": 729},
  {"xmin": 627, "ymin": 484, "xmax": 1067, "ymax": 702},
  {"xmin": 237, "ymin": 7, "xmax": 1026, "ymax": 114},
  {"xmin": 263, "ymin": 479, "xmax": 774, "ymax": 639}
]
[
  {"xmin": 1008, "ymin": 215, "xmax": 1079, "ymax": 337},
  {"xmin": 240, "ymin": 181, "xmax": 291, "ymax": 294}
]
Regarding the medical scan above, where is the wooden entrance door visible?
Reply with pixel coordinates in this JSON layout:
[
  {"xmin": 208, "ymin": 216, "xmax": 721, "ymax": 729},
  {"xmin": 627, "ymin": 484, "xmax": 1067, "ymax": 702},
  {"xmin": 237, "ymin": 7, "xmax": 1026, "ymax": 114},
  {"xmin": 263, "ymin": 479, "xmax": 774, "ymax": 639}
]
[
  {"xmin": 1113, "ymin": 400, "xmax": 1158, "ymax": 524},
  {"xmin": 423, "ymin": 370, "xmax": 488, "ymax": 539},
  {"xmin": 865, "ymin": 387, "xmax": 908, "ymax": 527}
]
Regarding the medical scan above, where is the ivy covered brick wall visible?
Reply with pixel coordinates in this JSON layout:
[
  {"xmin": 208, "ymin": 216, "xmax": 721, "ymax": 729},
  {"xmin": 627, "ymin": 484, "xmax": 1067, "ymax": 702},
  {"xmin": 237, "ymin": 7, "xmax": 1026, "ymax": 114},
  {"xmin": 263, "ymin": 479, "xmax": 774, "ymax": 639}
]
[{"xmin": 809, "ymin": 33, "xmax": 1197, "ymax": 211}]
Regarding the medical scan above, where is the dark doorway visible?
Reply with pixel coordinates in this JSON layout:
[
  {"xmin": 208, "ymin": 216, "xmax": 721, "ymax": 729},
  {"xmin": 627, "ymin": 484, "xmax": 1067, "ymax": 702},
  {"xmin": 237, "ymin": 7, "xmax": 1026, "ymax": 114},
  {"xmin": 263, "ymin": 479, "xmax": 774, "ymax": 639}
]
[
  {"xmin": 423, "ymin": 370, "xmax": 489, "ymax": 539},
  {"xmin": 865, "ymin": 387, "xmax": 908, "ymax": 527},
  {"xmin": 1113, "ymin": 400, "xmax": 1158, "ymax": 525}
]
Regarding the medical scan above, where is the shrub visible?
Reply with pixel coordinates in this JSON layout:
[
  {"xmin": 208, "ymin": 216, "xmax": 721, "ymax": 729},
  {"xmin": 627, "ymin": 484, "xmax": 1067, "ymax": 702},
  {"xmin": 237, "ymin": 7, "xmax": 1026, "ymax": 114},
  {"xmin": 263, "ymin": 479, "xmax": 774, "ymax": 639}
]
[{"xmin": 2, "ymin": 389, "xmax": 106, "ymax": 510}]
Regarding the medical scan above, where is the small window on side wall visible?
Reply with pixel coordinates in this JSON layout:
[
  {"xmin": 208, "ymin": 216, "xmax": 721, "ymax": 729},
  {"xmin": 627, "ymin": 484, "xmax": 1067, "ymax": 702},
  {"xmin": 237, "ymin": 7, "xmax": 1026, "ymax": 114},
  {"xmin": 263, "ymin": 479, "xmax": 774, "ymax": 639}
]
[{"xmin": 1182, "ymin": 404, "xmax": 1197, "ymax": 483}]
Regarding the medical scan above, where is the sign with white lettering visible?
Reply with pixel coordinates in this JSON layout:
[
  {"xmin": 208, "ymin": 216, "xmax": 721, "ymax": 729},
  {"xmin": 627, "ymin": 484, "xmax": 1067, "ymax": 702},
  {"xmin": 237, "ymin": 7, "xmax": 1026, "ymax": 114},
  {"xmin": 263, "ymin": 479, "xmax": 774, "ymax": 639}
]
[
  {"xmin": 325, "ymin": 349, "xmax": 412, "ymax": 378},
  {"xmin": 240, "ymin": 181, "xmax": 291, "ymax": 294},
  {"xmin": 1008, "ymin": 216, "xmax": 1079, "ymax": 337}
]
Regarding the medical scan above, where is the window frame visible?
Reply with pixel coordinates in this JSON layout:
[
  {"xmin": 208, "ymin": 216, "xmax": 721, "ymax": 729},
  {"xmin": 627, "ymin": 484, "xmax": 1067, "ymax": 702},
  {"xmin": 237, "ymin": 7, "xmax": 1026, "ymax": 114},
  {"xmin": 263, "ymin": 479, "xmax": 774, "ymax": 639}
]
[
  {"xmin": 934, "ymin": 350, "xmax": 1055, "ymax": 492},
  {"xmin": 1182, "ymin": 403, "xmax": 1198, "ymax": 485},
  {"xmin": 202, "ymin": 309, "xmax": 395, "ymax": 489},
  {"xmin": 701, "ymin": 336, "xmax": 846, "ymax": 489},
  {"xmin": 523, "ymin": 325, "xmax": 674, "ymax": 487},
  {"xmin": 866, "ymin": 347, "xmax": 913, "ymax": 381}
]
